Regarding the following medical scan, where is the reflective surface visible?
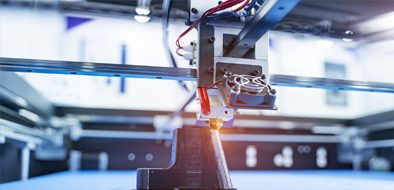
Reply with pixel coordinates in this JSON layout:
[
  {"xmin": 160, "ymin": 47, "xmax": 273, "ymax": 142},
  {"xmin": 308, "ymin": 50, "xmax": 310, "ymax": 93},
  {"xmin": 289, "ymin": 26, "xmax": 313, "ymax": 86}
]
[
  {"xmin": 1, "ymin": 57, "xmax": 394, "ymax": 93},
  {"xmin": 1, "ymin": 170, "xmax": 393, "ymax": 190}
]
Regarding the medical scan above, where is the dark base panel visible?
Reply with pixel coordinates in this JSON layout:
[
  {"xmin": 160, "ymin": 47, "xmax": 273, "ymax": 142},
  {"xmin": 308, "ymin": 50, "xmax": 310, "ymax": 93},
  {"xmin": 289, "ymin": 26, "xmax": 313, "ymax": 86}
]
[
  {"xmin": 223, "ymin": 142, "xmax": 351, "ymax": 170},
  {"xmin": 73, "ymin": 139, "xmax": 172, "ymax": 170},
  {"xmin": 29, "ymin": 159, "xmax": 68, "ymax": 178},
  {"xmin": 0, "ymin": 143, "xmax": 68, "ymax": 183},
  {"xmin": 0, "ymin": 143, "xmax": 21, "ymax": 183},
  {"xmin": 73, "ymin": 138, "xmax": 351, "ymax": 170}
]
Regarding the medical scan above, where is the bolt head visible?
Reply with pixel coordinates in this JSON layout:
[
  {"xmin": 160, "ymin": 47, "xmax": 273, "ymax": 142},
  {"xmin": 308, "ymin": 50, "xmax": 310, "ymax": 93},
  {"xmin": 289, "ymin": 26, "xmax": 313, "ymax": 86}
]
[
  {"xmin": 209, "ymin": 36, "xmax": 215, "ymax": 43},
  {"xmin": 191, "ymin": 8, "xmax": 198, "ymax": 14},
  {"xmin": 270, "ymin": 89, "xmax": 277, "ymax": 95}
]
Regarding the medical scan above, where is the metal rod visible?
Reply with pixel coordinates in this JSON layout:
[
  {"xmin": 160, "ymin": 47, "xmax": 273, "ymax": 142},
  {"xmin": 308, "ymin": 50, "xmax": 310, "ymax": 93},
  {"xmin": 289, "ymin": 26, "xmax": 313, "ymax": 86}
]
[
  {"xmin": 220, "ymin": 133, "xmax": 339, "ymax": 143},
  {"xmin": 0, "ymin": 57, "xmax": 196, "ymax": 81},
  {"xmin": 0, "ymin": 119, "xmax": 46, "ymax": 139},
  {"xmin": 0, "ymin": 127, "xmax": 43, "ymax": 145},
  {"xmin": 224, "ymin": 0, "xmax": 300, "ymax": 57},
  {"xmin": 80, "ymin": 129, "xmax": 339, "ymax": 143},
  {"xmin": 1, "ymin": 57, "xmax": 394, "ymax": 93},
  {"xmin": 0, "ymin": 71, "xmax": 54, "ymax": 117},
  {"xmin": 21, "ymin": 146, "xmax": 30, "ymax": 181},
  {"xmin": 363, "ymin": 139, "xmax": 394, "ymax": 149},
  {"xmin": 56, "ymin": 106, "xmax": 349, "ymax": 125},
  {"xmin": 81, "ymin": 130, "xmax": 172, "ymax": 140},
  {"xmin": 270, "ymin": 74, "xmax": 394, "ymax": 93}
]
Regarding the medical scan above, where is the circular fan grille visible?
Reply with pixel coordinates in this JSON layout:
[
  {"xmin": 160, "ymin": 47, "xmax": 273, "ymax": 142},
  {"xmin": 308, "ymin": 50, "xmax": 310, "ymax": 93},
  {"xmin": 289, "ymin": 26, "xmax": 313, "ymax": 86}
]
[{"xmin": 227, "ymin": 74, "xmax": 267, "ymax": 94}]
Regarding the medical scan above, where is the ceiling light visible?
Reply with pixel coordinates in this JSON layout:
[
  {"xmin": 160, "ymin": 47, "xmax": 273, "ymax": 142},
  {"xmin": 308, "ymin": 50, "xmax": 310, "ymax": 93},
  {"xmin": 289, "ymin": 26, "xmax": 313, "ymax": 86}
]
[
  {"xmin": 134, "ymin": 15, "xmax": 151, "ymax": 23},
  {"xmin": 342, "ymin": 38, "xmax": 353, "ymax": 42},
  {"xmin": 136, "ymin": 7, "xmax": 150, "ymax": 15},
  {"xmin": 134, "ymin": 0, "xmax": 151, "ymax": 23}
]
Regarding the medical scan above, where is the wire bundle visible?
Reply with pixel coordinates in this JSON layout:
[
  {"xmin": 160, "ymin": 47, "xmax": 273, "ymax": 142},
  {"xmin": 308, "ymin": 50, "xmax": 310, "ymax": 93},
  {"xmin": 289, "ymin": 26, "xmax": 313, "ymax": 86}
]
[{"xmin": 175, "ymin": 0, "xmax": 250, "ymax": 56}]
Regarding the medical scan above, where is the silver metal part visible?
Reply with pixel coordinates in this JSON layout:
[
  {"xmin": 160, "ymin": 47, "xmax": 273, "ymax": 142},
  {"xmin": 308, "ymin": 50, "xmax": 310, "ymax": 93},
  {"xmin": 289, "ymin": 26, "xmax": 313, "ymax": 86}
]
[
  {"xmin": 213, "ymin": 26, "xmax": 269, "ymax": 81},
  {"xmin": 189, "ymin": 0, "xmax": 223, "ymax": 22},
  {"xmin": 197, "ymin": 89, "xmax": 234, "ymax": 121},
  {"xmin": 21, "ymin": 145, "xmax": 31, "ymax": 181},
  {"xmin": 0, "ymin": 125, "xmax": 43, "ymax": 145},
  {"xmin": 98, "ymin": 152, "xmax": 109, "ymax": 171},
  {"xmin": 69, "ymin": 150, "xmax": 82, "ymax": 171},
  {"xmin": 224, "ymin": 0, "xmax": 299, "ymax": 57},
  {"xmin": 220, "ymin": 73, "xmax": 277, "ymax": 109},
  {"xmin": 270, "ymin": 74, "xmax": 394, "ymax": 93},
  {"xmin": 1, "ymin": 57, "xmax": 394, "ymax": 93},
  {"xmin": 78, "ymin": 129, "xmax": 340, "ymax": 143},
  {"xmin": 0, "ymin": 57, "xmax": 196, "ymax": 81}
]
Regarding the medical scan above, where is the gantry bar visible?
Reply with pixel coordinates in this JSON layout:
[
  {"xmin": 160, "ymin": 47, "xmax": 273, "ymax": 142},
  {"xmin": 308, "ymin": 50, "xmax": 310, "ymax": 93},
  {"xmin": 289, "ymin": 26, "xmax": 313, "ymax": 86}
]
[
  {"xmin": 0, "ymin": 57, "xmax": 196, "ymax": 81},
  {"xmin": 224, "ymin": 0, "xmax": 300, "ymax": 57},
  {"xmin": 80, "ymin": 129, "xmax": 340, "ymax": 143},
  {"xmin": 1, "ymin": 57, "xmax": 394, "ymax": 93},
  {"xmin": 270, "ymin": 74, "xmax": 394, "ymax": 93}
]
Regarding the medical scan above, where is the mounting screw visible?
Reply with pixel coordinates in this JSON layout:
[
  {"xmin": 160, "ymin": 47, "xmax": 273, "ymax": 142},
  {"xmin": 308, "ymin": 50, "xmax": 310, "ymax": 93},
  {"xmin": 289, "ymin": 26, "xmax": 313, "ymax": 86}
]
[
  {"xmin": 252, "ymin": 69, "xmax": 259, "ymax": 76},
  {"xmin": 185, "ymin": 20, "xmax": 193, "ymax": 26},
  {"xmin": 232, "ymin": 84, "xmax": 241, "ymax": 93},
  {"xmin": 221, "ymin": 67, "xmax": 229, "ymax": 73},
  {"xmin": 261, "ymin": 74, "xmax": 266, "ymax": 79},
  {"xmin": 270, "ymin": 89, "xmax": 277, "ymax": 95},
  {"xmin": 209, "ymin": 36, "xmax": 215, "ymax": 43},
  {"xmin": 191, "ymin": 8, "xmax": 198, "ymax": 14},
  {"xmin": 208, "ymin": 67, "xmax": 214, "ymax": 73}
]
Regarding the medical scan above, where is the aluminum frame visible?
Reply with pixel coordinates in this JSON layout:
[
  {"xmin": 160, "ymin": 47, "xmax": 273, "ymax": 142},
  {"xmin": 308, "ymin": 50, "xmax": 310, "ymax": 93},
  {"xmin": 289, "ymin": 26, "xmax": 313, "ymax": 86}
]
[{"xmin": 1, "ymin": 57, "xmax": 394, "ymax": 93}]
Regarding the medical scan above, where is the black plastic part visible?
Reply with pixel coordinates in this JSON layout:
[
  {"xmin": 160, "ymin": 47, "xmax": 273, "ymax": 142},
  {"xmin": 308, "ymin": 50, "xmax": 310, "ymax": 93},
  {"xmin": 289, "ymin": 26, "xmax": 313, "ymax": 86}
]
[
  {"xmin": 136, "ymin": 127, "xmax": 235, "ymax": 190},
  {"xmin": 197, "ymin": 21, "xmax": 215, "ymax": 87}
]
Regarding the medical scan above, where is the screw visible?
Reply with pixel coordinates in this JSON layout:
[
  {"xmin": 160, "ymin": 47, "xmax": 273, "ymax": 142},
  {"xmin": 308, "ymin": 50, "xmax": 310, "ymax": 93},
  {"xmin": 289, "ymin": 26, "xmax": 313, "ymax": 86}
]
[
  {"xmin": 232, "ymin": 84, "xmax": 241, "ymax": 93},
  {"xmin": 221, "ymin": 67, "xmax": 229, "ymax": 73},
  {"xmin": 191, "ymin": 8, "xmax": 198, "ymax": 14},
  {"xmin": 270, "ymin": 89, "xmax": 277, "ymax": 95},
  {"xmin": 252, "ymin": 70, "xmax": 259, "ymax": 76},
  {"xmin": 208, "ymin": 67, "xmax": 214, "ymax": 73},
  {"xmin": 209, "ymin": 36, "xmax": 215, "ymax": 43},
  {"xmin": 185, "ymin": 20, "xmax": 193, "ymax": 26},
  {"xmin": 261, "ymin": 74, "xmax": 266, "ymax": 79}
]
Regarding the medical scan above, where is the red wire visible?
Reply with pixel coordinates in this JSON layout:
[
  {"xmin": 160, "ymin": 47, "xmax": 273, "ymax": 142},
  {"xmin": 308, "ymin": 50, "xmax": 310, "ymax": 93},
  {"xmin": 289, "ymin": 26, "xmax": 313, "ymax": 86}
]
[
  {"xmin": 176, "ymin": 0, "xmax": 242, "ymax": 46},
  {"xmin": 233, "ymin": 0, "xmax": 250, "ymax": 12},
  {"xmin": 175, "ymin": 0, "xmax": 248, "ymax": 56},
  {"xmin": 197, "ymin": 87, "xmax": 211, "ymax": 115}
]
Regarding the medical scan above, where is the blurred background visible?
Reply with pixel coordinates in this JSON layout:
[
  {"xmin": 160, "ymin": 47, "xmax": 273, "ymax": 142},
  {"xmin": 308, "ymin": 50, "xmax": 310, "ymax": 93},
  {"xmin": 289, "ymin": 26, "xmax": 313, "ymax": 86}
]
[{"xmin": 0, "ymin": 0, "xmax": 394, "ymax": 189}]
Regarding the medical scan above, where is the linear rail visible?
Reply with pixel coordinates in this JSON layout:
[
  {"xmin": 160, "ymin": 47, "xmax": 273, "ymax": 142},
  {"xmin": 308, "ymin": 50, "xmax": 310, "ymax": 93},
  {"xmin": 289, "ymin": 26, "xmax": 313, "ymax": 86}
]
[{"xmin": 1, "ymin": 57, "xmax": 394, "ymax": 93}]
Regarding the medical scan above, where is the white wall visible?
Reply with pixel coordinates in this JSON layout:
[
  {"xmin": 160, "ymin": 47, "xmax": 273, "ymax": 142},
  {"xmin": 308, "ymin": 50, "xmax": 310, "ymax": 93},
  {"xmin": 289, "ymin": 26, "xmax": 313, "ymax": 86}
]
[
  {"xmin": 357, "ymin": 41, "xmax": 394, "ymax": 116},
  {"xmin": 266, "ymin": 34, "xmax": 366, "ymax": 118},
  {"xmin": 0, "ymin": 7, "xmax": 193, "ymax": 111},
  {"xmin": 0, "ymin": 7, "xmax": 393, "ymax": 118}
]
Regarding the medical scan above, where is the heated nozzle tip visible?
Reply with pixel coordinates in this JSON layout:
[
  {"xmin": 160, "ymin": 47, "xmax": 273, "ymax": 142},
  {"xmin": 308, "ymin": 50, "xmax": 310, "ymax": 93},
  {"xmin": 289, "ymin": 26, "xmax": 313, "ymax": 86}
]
[{"xmin": 209, "ymin": 118, "xmax": 224, "ymax": 130}]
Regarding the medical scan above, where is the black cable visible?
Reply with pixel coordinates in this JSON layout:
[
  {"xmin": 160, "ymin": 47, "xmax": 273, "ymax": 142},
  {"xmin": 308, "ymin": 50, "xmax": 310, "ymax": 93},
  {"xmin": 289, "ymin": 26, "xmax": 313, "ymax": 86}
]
[
  {"xmin": 174, "ymin": 91, "xmax": 196, "ymax": 116},
  {"xmin": 162, "ymin": 0, "xmax": 190, "ymax": 92}
]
